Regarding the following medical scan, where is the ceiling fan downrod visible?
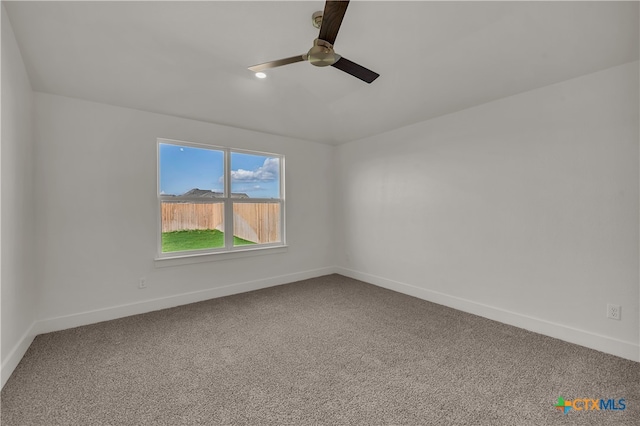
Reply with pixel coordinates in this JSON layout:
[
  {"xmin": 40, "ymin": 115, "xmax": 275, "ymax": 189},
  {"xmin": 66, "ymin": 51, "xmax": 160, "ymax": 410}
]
[{"xmin": 312, "ymin": 11, "xmax": 323, "ymax": 29}]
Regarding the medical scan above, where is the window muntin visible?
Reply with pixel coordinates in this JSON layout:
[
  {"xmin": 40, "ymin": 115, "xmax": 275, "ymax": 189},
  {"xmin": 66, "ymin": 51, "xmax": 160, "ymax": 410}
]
[{"xmin": 158, "ymin": 139, "xmax": 284, "ymax": 257}]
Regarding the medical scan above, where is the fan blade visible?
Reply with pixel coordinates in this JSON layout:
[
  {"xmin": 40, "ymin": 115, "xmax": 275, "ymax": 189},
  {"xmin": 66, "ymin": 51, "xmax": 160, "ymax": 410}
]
[
  {"xmin": 318, "ymin": 0, "xmax": 350, "ymax": 45},
  {"xmin": 248, "ymin": 55, "xmax": 307, "ymax": 72},
  {"xmin": 331, "ymin": 57, "xmax": 379, "ymax": 83}
]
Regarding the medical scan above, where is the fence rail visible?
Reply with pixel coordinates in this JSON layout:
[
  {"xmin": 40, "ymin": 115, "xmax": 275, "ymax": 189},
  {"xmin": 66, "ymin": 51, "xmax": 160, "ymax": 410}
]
[{"xmin": 161, "ymin": 202, "xmax": 280, "ymax": 244}]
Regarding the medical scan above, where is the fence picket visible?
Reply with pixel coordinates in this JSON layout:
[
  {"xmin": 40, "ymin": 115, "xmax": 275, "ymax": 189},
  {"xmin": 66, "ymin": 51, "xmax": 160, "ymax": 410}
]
[{"xmin": 161, "ymin": 202, "xmax": 280, "ymax": 244}]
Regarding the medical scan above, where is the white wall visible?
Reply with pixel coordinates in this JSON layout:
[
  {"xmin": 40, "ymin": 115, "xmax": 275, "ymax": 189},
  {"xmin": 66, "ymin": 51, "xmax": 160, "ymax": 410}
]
[
  {"xmin": 33, "ymin": 93, "xmax": 335, "ymax": 328},
  {"xmin": 336, "ymin": 61, "xmax": 640, "ymax": 361},
  {"xmin": 1, "ymin": 6, "xmax": 38, "ymax": 386}
]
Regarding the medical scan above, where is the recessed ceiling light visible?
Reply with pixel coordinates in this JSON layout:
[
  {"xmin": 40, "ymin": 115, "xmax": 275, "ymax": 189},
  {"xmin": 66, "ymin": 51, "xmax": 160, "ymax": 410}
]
[{"xmin": 255, "ymin": 72, "xmax": 266, "ymax": 79}]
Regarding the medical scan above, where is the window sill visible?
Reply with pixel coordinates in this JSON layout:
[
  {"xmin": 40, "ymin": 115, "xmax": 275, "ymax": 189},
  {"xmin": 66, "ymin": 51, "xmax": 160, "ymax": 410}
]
[{"xmin": 154, "ymin": 245, "xmax": 288, "ymax": 268}]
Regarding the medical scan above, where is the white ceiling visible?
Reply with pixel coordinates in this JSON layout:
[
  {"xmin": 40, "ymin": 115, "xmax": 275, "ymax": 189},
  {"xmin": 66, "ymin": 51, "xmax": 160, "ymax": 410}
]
[{"xmin": 4, "ymin": 1, "xmax": 639, "ymax": 145}]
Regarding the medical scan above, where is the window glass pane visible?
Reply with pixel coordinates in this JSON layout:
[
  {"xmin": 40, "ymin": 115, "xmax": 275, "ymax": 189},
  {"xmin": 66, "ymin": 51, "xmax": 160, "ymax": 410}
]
[
  {"xmin": 159, "ymin": 143, "xmax": 224, "ymax": 197},
  {"xmin": 230, "ymin": 152, "xmax": 280, "ymax": 199},
  {"xmin": 158, "ymin": 140, "xmax": 285, "ymax": 257},
  {"xmin": 161, "ymin": 202, "xmax": 224, "ymax": 252},
  {"xmin": 233, "ymin": 203, "xmax": 281, "ymax": 246}
]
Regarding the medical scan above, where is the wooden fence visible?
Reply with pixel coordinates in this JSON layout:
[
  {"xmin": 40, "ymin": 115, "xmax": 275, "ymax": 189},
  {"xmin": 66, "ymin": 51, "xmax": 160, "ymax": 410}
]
[{"xmin": 161, "ymin": 202, "xmax": 280, "ymax": 244}]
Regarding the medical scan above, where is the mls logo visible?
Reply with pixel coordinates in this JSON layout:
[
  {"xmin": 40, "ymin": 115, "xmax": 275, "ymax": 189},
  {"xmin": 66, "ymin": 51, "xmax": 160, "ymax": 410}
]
[{"xmin": 555, "ymin": 396, "xmax": 626, "ymax": 414}]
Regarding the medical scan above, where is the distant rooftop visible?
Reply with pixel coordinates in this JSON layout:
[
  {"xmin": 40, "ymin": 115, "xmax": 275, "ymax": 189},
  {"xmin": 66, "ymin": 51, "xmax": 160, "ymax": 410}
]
[{"xmin": 169, "ymin": 188, "xmax": 249, "ymax": 199}]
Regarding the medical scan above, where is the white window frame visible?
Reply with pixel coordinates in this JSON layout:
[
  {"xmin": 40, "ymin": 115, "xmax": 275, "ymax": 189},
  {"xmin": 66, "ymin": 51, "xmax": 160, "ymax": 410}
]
[{"xmin": 156, "ymin": 138, "xmax": 286, "ymax": 261}]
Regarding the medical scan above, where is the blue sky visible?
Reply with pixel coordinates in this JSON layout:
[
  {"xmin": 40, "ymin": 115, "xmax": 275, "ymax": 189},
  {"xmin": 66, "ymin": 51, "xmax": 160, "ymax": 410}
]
[{"xmin": 159, "ymin": 143, "xmax": 280, "ymax": 198}]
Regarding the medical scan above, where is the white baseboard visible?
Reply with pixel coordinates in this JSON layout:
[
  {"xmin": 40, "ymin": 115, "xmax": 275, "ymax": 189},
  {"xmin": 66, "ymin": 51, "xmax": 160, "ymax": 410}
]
[
  {"xmin": 36, "ymin": 267, "xmax": 336, "ymax": 335},
  {"xmin": 336, "ymin": 267, "xmax": 640, "ymax": 363},
  {"xmin": 3, "ymin": 267, "xmax": 335, "ymax": 390},
  {"xmin": 5, "ymin": 265, "xmax": 634, "ymax": 392},
  {"xmin": 1, "ymin": 322, "xmax": 37, "ymax": 389}
]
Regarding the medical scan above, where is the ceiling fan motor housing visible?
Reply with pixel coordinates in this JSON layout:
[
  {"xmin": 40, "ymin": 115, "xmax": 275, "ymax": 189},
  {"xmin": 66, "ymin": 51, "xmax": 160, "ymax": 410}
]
[{"xmin": 308, "ymin": 38, "xmax": 339, "ymax": 67}]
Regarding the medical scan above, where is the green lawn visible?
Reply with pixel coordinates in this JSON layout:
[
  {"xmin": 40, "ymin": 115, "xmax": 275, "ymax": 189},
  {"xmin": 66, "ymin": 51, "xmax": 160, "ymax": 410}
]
[{"xmin": 162, "ymin": 229, "xmax": 255, "ymax": 253}]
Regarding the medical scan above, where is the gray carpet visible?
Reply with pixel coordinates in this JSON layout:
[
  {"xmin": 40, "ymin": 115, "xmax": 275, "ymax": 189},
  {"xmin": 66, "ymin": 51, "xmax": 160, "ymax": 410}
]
[{"xmin": 1, "ymin": 274, "xmax": 638, "ymax": 425}]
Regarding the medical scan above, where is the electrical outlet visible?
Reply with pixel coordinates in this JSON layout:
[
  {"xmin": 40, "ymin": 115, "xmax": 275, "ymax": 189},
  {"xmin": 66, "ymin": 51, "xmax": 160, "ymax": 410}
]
[
  {"xmin": 607, "ymin": 304, "xmax": 621, "ymax": 320},
  {"xmin": 138, "ymin": 278, "xmax": 147, "ymax": 289}
]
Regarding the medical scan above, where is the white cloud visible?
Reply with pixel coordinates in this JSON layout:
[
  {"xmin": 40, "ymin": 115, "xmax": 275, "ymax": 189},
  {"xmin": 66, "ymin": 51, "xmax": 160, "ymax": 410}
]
[{"xmin": 231, "ymin": 157, "xmax": 279, "ymax": 182}]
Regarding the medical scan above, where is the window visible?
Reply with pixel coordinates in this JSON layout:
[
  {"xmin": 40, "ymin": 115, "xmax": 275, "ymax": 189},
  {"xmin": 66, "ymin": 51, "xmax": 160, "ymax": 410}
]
[{"xmin": 158, "ymin": 139, "xmax": 284, "ymax": 257}]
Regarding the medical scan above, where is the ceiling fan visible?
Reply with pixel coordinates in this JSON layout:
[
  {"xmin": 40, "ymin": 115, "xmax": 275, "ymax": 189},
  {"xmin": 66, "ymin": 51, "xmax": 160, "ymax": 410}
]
[{"xmin": 248, "ymin": 0, "xmax": 379, "ymax": 84}]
